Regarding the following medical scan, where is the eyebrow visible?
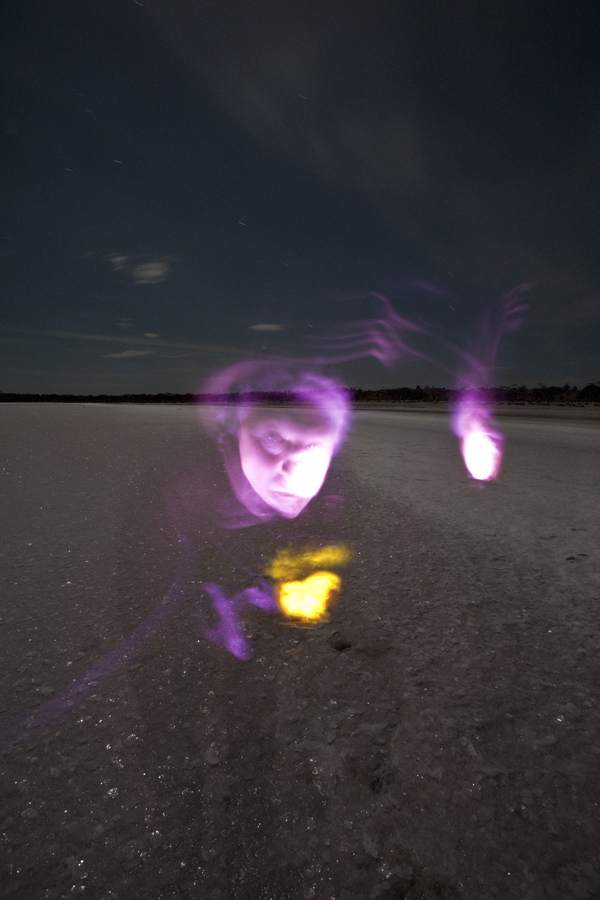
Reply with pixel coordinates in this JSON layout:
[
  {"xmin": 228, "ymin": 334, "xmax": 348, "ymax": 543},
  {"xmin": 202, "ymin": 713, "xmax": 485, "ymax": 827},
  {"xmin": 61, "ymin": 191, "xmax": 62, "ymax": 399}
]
[{"xmin": 255, "ymin": 424, "xmax": 326, "ymax": 438}]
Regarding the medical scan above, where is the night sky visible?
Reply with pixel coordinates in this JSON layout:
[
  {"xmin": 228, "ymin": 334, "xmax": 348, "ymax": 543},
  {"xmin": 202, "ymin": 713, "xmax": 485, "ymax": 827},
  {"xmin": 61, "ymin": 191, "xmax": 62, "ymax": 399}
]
[{"xmin": 1, "ymin": 0, "xmax": 599, "ymax": 394}]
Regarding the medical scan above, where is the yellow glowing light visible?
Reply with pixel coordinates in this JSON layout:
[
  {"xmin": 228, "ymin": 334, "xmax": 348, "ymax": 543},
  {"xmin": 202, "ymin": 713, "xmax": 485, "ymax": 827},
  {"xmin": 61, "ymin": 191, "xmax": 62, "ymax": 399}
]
[
  {"xmin": 278, "ymin": 571, "xmax": 341, "ymax": 622},
  {"xmin": 265, "ymin": 544, "xmax": 352, "ymax": 581}
]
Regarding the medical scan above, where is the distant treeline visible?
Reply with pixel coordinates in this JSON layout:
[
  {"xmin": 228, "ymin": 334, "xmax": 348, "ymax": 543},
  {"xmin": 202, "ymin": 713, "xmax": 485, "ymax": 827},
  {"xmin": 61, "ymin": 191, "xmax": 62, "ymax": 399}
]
[
  {"xmin": 0, "ymin": 392, "xmax": 199, "ymax": 404},
  {"xmin": 352, "ymin": 383, "xmax": 600, "ymax": 403},
  {"xmin": 0, "ymin": 384, "xmax": 599, "ymax": 404}
]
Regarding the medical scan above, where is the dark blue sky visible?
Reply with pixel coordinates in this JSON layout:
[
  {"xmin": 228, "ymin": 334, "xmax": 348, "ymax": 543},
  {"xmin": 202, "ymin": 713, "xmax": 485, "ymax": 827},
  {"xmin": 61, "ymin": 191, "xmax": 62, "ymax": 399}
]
[{"xmin": 1, "ymin": 0, "xmax": 599, "ymax": 392}]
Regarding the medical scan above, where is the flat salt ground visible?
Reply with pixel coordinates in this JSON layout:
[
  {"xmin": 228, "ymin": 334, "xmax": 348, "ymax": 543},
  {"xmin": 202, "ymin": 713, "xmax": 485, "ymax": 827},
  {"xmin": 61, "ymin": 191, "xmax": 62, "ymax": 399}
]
[
  {"xmin": 0, "ymin": 403, "xmax": 599, "ymax": 900},
  {"xmin": 349, "ymin": 409, "xmax": 600, "ymax": 595}
]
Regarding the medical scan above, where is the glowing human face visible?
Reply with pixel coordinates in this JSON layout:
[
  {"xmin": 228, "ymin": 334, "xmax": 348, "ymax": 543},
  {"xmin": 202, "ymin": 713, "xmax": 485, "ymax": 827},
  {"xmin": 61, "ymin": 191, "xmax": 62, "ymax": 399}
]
[{"xmin": 238, "ymin": 409, "xmax": 337, "ymax": 518}]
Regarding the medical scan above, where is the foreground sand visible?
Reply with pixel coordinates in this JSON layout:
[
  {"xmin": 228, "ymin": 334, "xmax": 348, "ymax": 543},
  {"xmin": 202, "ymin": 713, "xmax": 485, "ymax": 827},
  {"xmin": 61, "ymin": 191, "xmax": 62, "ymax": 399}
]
[{"xmin": 1, "ymin": 404, "xmax": 599, "ymax": 900}]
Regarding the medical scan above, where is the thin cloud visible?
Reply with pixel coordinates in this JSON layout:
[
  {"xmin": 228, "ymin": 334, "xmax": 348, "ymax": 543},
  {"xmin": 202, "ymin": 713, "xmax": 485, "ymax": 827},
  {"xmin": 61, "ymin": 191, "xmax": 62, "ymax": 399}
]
[
  {"xmin": 103, "ymin": 350, "xmax": 155, "ymax": 358},
  {"xmin": 106, "ymin": 254, "xmax": 172, "ymax": 284},
  {"xmin": 131, "ymin": 261, "xmax": 170, "ymax": 284},
  {"xmin": 249, "ymin": 323, "xmax": 284, "ymax": 331},
  {"xmin": 0, "ymin": 327, "xmax": 253, "ymax": 357},
  {"xmin": 107, "ymin": 254, "xmax": 129, "ymax": 272}
]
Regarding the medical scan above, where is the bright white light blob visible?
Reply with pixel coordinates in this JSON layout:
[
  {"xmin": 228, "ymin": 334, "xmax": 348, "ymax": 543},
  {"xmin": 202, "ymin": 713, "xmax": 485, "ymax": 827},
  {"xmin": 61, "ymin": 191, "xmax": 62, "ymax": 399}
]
[
  {"xmin": 461, "ymin": 427, "xmax": 502, "ymax": 481},
  {"xmin": 452, "ymin": 391, "xmax": 503, "ymax": 481}
]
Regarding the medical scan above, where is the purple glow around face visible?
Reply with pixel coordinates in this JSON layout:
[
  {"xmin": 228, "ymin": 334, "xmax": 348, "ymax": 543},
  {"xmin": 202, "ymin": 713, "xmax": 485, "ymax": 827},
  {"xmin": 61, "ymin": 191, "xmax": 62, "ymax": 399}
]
[
  {"xmin": 199, "ymin": 361, "xmax": 352, "ymax": 519},
  {"xmin": 238, "ymin": 408, "xmax": 338, "ymax": 519}
]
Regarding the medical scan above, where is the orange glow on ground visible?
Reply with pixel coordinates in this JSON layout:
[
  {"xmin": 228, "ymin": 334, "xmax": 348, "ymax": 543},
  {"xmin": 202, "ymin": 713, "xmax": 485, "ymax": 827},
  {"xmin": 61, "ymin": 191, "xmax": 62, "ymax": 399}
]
[{"xmin": 277, "ymin": 571, "xmax": 341, "ymax": 623}]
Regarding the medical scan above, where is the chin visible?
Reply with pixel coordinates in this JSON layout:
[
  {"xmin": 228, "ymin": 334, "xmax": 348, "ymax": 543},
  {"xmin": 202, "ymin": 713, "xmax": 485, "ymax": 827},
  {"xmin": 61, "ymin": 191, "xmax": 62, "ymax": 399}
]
[{"xmin": 270, "ymin": 494, "xmax": 312, "ymax": 519}]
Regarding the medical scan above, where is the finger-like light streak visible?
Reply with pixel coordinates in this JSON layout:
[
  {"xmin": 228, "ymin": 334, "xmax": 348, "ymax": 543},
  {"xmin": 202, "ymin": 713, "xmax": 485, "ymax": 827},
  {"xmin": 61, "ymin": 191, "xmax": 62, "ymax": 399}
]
[{"xmin": 450, "ymin": 287, "xmax": 529, "ymax": 479}]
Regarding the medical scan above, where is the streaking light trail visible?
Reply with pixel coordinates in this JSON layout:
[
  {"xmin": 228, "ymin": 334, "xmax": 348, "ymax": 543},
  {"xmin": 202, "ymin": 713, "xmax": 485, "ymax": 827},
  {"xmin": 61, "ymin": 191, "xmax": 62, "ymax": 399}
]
[
  {"xmin": 449, "ymin": 285, "xmax": 529, "ymax": 480},
  {"xmin": 312, "ymin": 285, "xmax": 529, "ymax": 480}
]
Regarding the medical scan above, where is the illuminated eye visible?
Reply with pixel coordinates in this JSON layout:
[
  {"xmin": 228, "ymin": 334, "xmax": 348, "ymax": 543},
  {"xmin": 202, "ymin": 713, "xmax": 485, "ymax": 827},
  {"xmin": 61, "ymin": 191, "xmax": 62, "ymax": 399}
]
[{"xmin": 261, "ymin": 432, "xmax": 285, "ymax": 453}]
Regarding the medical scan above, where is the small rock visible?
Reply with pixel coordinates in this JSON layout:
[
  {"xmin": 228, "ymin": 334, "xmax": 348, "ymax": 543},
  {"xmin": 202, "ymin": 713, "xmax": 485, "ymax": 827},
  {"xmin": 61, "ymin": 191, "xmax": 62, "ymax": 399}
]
[
  {"xmin": 481, "ymin": 765, "xmax": 505, "ymax": 777},
  {"xmin": 21, "ymin": 808, "xmax": 38, "ymax": 819},
  {"xmin": 362, "ymin": 833, "xmax": 379, "ymax": 859}
]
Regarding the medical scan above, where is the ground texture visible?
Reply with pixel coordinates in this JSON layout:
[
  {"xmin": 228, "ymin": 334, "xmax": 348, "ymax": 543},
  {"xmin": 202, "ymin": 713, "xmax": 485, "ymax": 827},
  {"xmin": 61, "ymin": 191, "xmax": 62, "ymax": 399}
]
[{"xmin": 1, "ymin": 404, "xmax": 600, "ymax": 900}]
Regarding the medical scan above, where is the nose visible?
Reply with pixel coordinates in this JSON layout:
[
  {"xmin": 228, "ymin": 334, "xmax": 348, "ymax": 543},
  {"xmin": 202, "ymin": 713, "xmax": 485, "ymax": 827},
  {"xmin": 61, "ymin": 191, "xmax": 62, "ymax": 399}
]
[
  {"xmin": 281, "ymin": 455, "xmax": 300, "ymax": 473},
  {"xmin": 280, "ymin": 446, "xmax": 306, "ymax": 473}
]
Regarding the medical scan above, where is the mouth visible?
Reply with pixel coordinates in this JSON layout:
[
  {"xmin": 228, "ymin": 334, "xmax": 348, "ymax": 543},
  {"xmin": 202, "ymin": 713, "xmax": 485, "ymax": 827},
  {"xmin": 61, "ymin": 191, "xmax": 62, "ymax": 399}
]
[{"xmin": 268, "ymin": 489, "xmax": 309, "ymax": 518}]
